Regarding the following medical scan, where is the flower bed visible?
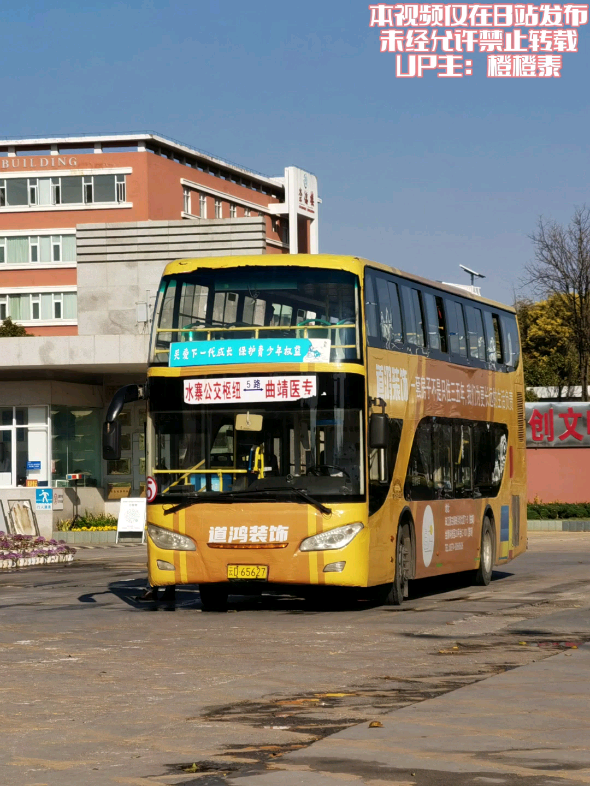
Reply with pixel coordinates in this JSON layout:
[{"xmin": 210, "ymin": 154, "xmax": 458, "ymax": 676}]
[
  {"xmin": 0, "ymin": 532, "xmax": 76, "ymax": 569},
  {"xmin": 57, "ymin": 512, "xmax": 118, "ymax": 532}
]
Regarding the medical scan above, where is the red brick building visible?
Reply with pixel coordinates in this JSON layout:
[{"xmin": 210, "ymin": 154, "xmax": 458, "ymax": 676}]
[{"xmin": 0, "ymin": 132, "xmax": 319, "ymax": 336}]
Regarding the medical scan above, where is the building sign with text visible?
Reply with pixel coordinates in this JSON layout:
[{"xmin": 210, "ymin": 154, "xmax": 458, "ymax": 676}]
[
  {"xmin": 526, "ymin": 402, "xmax": 590, "ymax": 447},
  {"xmin": 1, "ymin": 156, "xmax": 78, "ymax": 171}
]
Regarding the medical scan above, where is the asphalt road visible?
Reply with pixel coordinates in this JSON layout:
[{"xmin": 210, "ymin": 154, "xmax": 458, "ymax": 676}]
[{"xmin": 1, "ymin": 533, "xmax": 589, "ymax": 786}]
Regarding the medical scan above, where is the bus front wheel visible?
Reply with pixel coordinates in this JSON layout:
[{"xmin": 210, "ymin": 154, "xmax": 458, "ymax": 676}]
[
  {"xmin": 199, "ymin": 583, "xmax": 229, "ymax": 612},
  {"xmin": 378, "ymin": 522, "xmax": 411, "ymax": 606},
  {"xmin": 474, "ymin": 516, "xmax": 495, "ymax": 586}
]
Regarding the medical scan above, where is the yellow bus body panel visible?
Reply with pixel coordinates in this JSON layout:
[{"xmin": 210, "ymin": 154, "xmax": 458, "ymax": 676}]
[{"xmin": 147, "ymin": 501, "xmax": 369, "ymax": 588}]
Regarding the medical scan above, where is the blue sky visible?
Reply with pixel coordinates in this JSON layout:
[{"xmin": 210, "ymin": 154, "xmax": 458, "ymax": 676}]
[{"xmin": 1, "ymin": 0, "xmax": 588, "ymax": 304}]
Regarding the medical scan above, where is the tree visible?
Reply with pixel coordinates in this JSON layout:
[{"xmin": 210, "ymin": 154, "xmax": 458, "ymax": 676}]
[
  {"xmin": 525, "ymin": 206, "xmax": 590, "ymax": 401},
  {"xmin": 0, "ymin": 317, "xmax": 32, "ymax": 337},
  {"xmin": 516, "ymin": 296, "xmax": 579, "ymax": 399}
]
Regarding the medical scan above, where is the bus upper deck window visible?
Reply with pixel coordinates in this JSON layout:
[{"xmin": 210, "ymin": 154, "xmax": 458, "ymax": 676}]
[
  {"xmin": 501, "ymin": 314, "xmax": 520, "ymax": 369},
  {"xmin": 400, "ymin": 286, "xmax": 425, "ymax": 348},
  {"xmin": 375, "ymin": 277, "xmax": 402, "ymax": 349},
  {"xmin": 465, "ymin": 305, "xmax": 486, "ymax": 360},
  {"xmin": 483, "ymin": 311, "xmax": 497, "ymax": 363},
  {"xmin": 423, "ymin": 293, "xmax": 447, "ymax": 352},
  {"xmin": 364, "ymin": 272, "xmax": 380, "ymax": 345},
  {"xmin": 445, "ymin": 300, "xmax": 467, "ymax": 357}
]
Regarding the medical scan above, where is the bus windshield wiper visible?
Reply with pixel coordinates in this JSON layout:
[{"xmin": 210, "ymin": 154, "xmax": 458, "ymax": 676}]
[
  {"xmin": 213, "ymin": 485, "xmax": 331, "ymax": 515},
  {"xmin": 163, "ymin": 493, "xmax": 218, "ymax": 515},
  {"xmin": 163, "ymin": 487, "xmax": 330, "ymax": 516},
  {"xmin": 272, "ymin": 486, "xmax": 332, "ymax": 516},
  {"xmin": 163, "ymin": 489, "xmax": 278, "ymax": 514}
]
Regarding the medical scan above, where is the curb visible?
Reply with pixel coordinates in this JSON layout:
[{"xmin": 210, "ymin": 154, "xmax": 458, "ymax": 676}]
[
  {"xmin": 527, "ymin": 519, "xmax": 590, "ymax": 532},
  {"xmin": 53, "ymin": 531, "xmax": 118, "ymax": 544},
  {"xmin": 52, "ymin": 531, "xmax": 144, "ymax": 545},
  {"xmin": 0, "ymin": 553, "xmax": 74, "ymax": 569}
]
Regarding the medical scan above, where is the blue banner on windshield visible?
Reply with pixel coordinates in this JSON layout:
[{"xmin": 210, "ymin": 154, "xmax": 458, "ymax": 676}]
[{"xmin": 169, "ymin": 338, "xmax": 331, "ymax": 367}]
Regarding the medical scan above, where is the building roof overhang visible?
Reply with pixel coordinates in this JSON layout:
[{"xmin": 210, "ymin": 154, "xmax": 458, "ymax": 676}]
[{"xmin": 0, "ymin": 132, "xmax": 285, "ymax": 190}]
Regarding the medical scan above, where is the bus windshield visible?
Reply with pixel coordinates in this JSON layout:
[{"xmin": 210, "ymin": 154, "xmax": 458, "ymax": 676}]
[
  {"xmin": 150, "ymin": 266, "xmax": 361, "ymax": 365},
  {"xmin": 149, "ymin": 373, "xmax": 365, "ymax": 501}
]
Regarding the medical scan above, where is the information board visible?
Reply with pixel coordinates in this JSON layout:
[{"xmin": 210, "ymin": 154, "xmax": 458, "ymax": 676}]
[{"xmin": 116, "ymin": 498, "xmax": 147, "ymax": 542}]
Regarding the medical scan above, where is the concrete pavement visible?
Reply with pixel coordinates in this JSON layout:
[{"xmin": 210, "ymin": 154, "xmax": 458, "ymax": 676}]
[
  {"xmin": 2, "ymin": 534, "xmax": 590, "ymax": 786},
  {"xmin": 231, "ymin": 641, "xmax": 590, "ymax": 786}
]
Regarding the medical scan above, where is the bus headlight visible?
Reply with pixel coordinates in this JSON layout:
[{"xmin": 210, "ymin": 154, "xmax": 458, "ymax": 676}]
[
  {"xmin": 299, "ymin": 522, "xmax": 363, "ymax": 552},
  {"xmin": 147, "ymin": 524, "xmax": 196, "ymax": 551}
]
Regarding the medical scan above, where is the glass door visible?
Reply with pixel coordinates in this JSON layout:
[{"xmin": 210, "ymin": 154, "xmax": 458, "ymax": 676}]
[{"xmin": 0, "ymin": 430, "xmax": 12, "ymax": 487}]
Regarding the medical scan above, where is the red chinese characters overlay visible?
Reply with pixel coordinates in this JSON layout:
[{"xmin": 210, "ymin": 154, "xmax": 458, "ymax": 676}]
[{"xmin": 529, "ymin": 407, "xmax": 555, "ymax": 442}]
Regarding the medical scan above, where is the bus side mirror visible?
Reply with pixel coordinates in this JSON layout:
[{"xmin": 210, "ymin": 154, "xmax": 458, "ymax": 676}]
[
  {"xmin": 102, "ymin": 421, "xmax": 121, "ymax": 461},
  {"xmin": 369, "ymin": 413, "xmax": 389, "ymax": 449}
]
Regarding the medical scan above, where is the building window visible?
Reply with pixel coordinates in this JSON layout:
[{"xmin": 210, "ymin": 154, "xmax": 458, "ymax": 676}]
[
  {"xmin": 0, "ymin": 175, "xmax": 126, "ymax": 208},
  {"xmin": 230, "ymin": 203, "xmax": 237, "ymax": 218},
  {"xmin": 0, "ymin": 234, "xmax": 75, "ymax": 265},
  {"xmin": 0, "ymin": 291, "xmax": 76, "ymax": 322},
  {"xmin": 272, "ymin": 217, "xmax": 278, "ymax": 233},
  {"xmin": 199, "ymin": 193, "xmax": 206, "ymax": 218},
  {"xmin": 244, "ymin": 207, "xmax": 251, "ymax": 217},
  {"xmin": 52, "ymin": 236, "xmax": 62, "ymax": 262},
  {"xmin": 28, "ymin": 179, "xmax": 38, "ymax": 206},
  {"xmin": 83, "ymin": 176, "xmax": 93, "ymax": 204},
  {"xmin": 51, "ymin": 406, "xmax": 102, "ymax": 488},
  {"xmin": 30, "ymin": 237, "xmax": 39, "ymax": 263},
  {"xmin": 116, "ymin": 174, "xmax": 126, "ymax": 203},
  {"xmin": 282, "ymin": 224, "xmax": 289, "ymax": 244},
  {"xmin": 51, "ymin": 178, "xmax": 61, "ymax": 205},
  {"xmin": 0, "ymin": 406, "xmax": 50, "ymax": 488},
  {"xmin": 215, "ymin": 199, "xmax": 222, "ymax": 218},
  {"xmin": 53, "ymin": 292, "xmax": 63, "ymax": 319},
  {"xmin": 183, "ymin": 187, "xmax": 191, "ymax": 214}
]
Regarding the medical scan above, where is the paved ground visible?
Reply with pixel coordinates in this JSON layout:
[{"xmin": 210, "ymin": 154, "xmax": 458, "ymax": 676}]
[{"xmin": 1, "ymin": 533, "xmax": 589, "ymax": 786}]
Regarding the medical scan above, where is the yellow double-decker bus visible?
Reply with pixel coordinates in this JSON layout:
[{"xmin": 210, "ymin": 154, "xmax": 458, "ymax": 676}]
[{"xmin": 103, "ymin": 254, "xmax": 526, "ymax": 609}]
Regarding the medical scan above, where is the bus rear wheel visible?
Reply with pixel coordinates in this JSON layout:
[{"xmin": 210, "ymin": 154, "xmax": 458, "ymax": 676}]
[
  {"xmin": 199, "ymin": 583, "xmax": 229, "ymax": 612},
  {"xmin": 474, "ymin": 516, "xmax": 494, "ymax": 586}
]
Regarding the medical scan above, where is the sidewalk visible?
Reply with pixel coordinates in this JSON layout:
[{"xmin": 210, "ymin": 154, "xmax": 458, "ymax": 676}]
[{"xmin": 230, "ymin": 644, "xmax": 590, "ymax": 786}]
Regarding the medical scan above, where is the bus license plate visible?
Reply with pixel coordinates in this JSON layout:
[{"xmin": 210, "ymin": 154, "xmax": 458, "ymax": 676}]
[{"xmin": 227, "ymin": 565, "xmax": 268, "ymax": 581}]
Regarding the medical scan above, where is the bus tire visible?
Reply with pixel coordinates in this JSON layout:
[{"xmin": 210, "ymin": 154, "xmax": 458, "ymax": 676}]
[
  {"xmin": 199, "ymin": 583, "xmax": 229, "ymax": 612},
  {"xmin": 380, "ymin": 521, "xmax": 412, "ymax": 606},
  {"xmin": 474, "ymin": 516, "xmax": 495, "ymax": 586}
]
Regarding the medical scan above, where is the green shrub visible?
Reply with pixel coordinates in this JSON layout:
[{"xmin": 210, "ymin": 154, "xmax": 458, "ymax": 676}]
[
  {"xmin": 58, "ymin": 511, "xmax": 118, "ymax": 531},
  {"xmin": 527, "ymin": 502, "xmax": 590, "ymax": 520}
]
